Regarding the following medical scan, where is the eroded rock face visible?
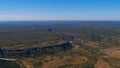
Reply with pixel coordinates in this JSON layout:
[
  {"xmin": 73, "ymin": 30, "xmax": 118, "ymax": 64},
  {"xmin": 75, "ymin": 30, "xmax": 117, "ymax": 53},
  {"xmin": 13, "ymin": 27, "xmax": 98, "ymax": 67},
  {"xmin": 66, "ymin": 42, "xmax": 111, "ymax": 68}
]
[
  {"xmin": 0, "ymin": 48, "xmax": 3, "ymax": 56},
  {"xmin": 0, "ymin": 43, "xmax": 72, "ymax": 57}
]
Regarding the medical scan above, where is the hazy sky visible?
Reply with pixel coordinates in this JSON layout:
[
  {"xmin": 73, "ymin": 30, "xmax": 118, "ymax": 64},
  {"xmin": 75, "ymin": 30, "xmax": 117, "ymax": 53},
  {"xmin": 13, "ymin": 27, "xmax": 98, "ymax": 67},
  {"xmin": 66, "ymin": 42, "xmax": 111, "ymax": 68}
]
[{"xmin": 0, "ymin": 0, "xmax": 120, "ymax": 20}]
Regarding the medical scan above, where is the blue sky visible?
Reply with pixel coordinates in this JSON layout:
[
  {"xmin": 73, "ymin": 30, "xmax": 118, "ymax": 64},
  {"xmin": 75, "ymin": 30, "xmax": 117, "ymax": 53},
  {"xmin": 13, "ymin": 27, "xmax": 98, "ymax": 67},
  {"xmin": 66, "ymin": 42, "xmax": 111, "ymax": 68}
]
[{"xmin": 0, "ymin": 0, "xmax": 120, "ymax": 20}]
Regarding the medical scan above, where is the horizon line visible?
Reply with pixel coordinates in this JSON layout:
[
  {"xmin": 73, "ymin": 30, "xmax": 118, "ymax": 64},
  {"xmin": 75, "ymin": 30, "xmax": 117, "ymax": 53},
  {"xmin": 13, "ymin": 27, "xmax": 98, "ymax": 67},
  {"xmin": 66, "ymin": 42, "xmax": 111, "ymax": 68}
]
[{"xmin": 0, "ymin": 20, "xmax": 120, "ymax": 21}]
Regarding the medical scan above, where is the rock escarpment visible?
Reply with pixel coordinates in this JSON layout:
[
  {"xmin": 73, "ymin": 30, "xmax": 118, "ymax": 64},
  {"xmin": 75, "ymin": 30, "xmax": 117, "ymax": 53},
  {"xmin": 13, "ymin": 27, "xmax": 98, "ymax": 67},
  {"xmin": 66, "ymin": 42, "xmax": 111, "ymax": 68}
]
[{"xmin": 0, "ymin": 43, "xmax": 72, "ymax": 57}]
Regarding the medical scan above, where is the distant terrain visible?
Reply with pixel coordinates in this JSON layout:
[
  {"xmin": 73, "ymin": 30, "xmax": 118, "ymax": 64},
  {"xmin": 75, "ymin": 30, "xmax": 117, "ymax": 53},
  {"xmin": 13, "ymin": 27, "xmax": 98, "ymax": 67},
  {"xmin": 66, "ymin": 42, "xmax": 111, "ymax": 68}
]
[{"xmin": 0, "ymin": 21, "xmax": 120, "ymax": 68}]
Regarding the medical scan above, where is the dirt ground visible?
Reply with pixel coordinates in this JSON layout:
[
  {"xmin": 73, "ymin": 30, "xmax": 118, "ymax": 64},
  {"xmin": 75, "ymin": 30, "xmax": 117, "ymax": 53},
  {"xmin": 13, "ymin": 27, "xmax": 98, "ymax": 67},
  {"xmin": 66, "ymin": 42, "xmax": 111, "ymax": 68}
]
[{"xmin": 95, "ymin": 58, "xmax": 111, "ymax": 68}]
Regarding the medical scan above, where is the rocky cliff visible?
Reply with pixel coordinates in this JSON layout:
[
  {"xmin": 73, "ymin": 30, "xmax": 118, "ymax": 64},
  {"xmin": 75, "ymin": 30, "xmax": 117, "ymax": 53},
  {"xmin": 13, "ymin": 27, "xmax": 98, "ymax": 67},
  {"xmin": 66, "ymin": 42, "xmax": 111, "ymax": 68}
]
[{"xmin": 0, "ymin": 43, "xmax": 72, "ymax": 57}]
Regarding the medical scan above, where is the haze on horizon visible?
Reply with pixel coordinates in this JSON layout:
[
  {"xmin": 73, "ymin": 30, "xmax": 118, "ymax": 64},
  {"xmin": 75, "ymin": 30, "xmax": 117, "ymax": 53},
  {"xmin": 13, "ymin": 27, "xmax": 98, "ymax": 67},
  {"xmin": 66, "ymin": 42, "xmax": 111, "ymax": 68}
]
[{"xmin": 0, "ymin": 0, "xmax": 120, "ymax": 21}]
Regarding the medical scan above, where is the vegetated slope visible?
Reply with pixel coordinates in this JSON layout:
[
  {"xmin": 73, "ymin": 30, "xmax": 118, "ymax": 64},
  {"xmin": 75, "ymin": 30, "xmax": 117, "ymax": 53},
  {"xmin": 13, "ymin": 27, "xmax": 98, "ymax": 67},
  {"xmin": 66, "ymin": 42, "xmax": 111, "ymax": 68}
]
[{"xmin": 0, "ymin": 60, "xmax": 20, "ymax": 68}]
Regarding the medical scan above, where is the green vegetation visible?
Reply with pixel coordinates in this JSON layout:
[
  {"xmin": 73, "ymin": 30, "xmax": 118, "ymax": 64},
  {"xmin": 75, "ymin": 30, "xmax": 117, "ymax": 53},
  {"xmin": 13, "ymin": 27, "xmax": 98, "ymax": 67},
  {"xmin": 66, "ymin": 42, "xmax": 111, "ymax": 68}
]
[{"xmin": 0, "ymin": 60, "xmax": 20, "ymax": 68}]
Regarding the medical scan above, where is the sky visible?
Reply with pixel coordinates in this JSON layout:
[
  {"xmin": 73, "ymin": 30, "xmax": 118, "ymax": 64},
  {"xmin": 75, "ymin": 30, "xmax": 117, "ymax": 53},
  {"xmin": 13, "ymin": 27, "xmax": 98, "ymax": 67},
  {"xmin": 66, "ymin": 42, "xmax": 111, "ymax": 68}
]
[{"xmin": 0, "ymin": 0, "xmax": 120, "ymax": 20}]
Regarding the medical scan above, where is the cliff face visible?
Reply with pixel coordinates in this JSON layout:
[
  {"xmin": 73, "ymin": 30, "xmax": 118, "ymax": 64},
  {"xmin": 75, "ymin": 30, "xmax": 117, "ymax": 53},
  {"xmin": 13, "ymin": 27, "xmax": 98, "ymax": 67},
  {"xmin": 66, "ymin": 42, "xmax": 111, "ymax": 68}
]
[
  {"xmin": 0, "ymin": 43, "xmax": 72, "ymax": 57},
  {"xmin": 0, "ymin": 49, "xmax": 3, "ymax": 56}
]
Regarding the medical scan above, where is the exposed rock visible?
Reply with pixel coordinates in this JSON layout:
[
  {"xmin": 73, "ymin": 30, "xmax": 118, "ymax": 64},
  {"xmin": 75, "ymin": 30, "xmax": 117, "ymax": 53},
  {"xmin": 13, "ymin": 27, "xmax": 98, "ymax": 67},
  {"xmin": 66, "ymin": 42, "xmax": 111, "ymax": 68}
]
[{"xmin": 0, "ymin": 43, "xmax": 72, "ymax": 57}]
